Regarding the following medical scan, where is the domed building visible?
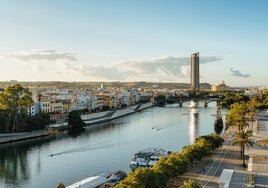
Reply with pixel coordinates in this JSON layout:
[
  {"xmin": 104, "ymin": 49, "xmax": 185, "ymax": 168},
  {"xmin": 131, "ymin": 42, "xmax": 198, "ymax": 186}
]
[{"xmin": 211, "ymin": 81, "xmax": 229, "ymax": 91}]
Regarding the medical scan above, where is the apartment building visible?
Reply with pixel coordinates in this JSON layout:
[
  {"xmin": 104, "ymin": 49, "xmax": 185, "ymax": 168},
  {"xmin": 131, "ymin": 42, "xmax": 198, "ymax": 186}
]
[{"xmin": 50, "ymin": 101, "xmax": 63, "ymax": 113}]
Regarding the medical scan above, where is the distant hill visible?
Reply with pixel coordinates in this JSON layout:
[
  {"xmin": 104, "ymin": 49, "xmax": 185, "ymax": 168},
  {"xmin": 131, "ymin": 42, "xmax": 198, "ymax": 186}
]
[{"xmin": 0, "ymin": 81, "xmax": 211, "ymax": 90}]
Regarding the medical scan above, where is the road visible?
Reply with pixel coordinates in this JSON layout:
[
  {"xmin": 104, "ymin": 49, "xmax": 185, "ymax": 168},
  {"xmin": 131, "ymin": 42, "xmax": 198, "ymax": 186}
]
[
  {"xmin": 168, "ymin": 126, "xmax": 246, "ymax": 188},
  {"xmin": 199, "ymin": 131, "xmax": 233, "ymax": 187}
]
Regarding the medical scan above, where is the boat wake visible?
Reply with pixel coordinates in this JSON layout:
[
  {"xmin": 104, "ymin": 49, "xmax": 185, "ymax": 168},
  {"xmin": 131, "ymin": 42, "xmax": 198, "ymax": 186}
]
[
  {"xmin": 49, "ymin": 141, "xmax": 128, "ymax": 157},
  {"xmin": 49, "ymin": 133, "xmax": 153, "ymax": 157},
  {"xmin": 152, "ymin": 126, "xmax": 165, "ymax": 131}
]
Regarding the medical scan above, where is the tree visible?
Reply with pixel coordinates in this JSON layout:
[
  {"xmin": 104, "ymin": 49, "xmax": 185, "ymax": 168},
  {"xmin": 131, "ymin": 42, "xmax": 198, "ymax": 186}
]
[
  {"xmin": 115, "ymin": 168, "xmax": 167, "ymax": 188},
  {"xmin": 115, "ymin": 134, "xmax": 223, "ymax": 188},
  {"xmin": 0, "ymin": 84, "xmax": 33, "ymax": 132},
  {"xmin": 155, "ymin": 94, "xmax": 166, "ymax": 103},
  {"xmin": 246, "ymin": 98, "xmax": 257, "ymax": 131},
  {"xmin": 25, "ymin": 113, "xmax": 49, "ymax": 131},
  {"xmin": 68, "ymin": 110, "xmax": 86, "ymax": 129},
  {"xmin": 226, "ymin": 102, "xmax": 252, "ymax": 160},
  {"xmin": 181, "ymin": 145, "xmax": 203, "ymax": 164},
  {"xmin": 232, "ymin": 129, "xmax": 254, "ymax": 167},
  {"xmin": 153, "ymin": 153, "xmax": 188, "ymax": 178},
  {"xmin": 179, "ymin": 178, "xmax": 202, "ymax": 188},
  {"xmin": 37, "ymin": 92, "xmax": 43, "ymax": 114},
  {"xmin": 226, "ymin": 102, "xmax": 248, "ymax": 130},
  {"xmin": 0, "ymin": 110, "xmax": 10, "ymax": 133},
  {"xmin": 219, "ymin": 91, "xmax": 249, "ymax": 108}
]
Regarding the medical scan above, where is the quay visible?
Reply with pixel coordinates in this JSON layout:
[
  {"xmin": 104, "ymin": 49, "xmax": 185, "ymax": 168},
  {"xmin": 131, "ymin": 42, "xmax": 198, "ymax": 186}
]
[
  {"xmin": 0, "ymin": 102, "xmax": 153, "ymax": 145},
  {"xmin": 51, "ymin": 102, "xmax": 153, "ymax": 129},
  {"xmin": 0, "ymin": 130, "xmax": 50, "ymax": 145}
]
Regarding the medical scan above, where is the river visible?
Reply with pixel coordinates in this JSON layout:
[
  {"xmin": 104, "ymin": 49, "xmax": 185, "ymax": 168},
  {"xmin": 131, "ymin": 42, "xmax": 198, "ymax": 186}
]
[{"xmin": 0, "ymin": 101, "xmax": 225, "ymax": 188}]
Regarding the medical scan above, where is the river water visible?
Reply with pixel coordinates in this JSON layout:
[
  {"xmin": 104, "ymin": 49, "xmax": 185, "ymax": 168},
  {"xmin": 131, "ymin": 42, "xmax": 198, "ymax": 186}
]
[{"xmin": 0, "ymin": 101, "xmax": 224, "ymax": 188}]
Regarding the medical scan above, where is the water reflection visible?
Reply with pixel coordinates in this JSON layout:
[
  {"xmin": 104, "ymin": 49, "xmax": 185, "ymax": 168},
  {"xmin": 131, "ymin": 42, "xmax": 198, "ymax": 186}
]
[
  {"xmin": 189, "ymin": 100, "xmax": 198, "ymax": 108},
  {"xmin": 68, "ymin": 127, "xmax": 85, "ymax": 138},
  {"xmin": 0, "ymin": 136, "xmax": 53, "ymax": 187},
  {"xmin": 189, "ymin": 101, "xmax": 199, "ymax": 144},
  {"xmin": 0, "ymin": 104, "xmax": 219, "ymax": 188}
]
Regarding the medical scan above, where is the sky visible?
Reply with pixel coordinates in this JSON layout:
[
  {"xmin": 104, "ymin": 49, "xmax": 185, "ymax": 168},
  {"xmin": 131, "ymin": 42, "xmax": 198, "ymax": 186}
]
[{"xmin": 0, "ymin": 0, "xmax": 268, "ymax": 87}]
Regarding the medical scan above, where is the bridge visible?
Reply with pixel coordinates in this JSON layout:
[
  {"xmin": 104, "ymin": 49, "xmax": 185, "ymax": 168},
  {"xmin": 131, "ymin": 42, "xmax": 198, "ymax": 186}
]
[{"xmin": 157, "ymin": 97, "xmax": 221, "ymax": 107}]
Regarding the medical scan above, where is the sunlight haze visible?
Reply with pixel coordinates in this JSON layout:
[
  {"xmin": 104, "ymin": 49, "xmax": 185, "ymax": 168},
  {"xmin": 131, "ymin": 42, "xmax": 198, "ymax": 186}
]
[{"xmin": 0, "ymin": 0, "xmax": 267, "ymax": 87}]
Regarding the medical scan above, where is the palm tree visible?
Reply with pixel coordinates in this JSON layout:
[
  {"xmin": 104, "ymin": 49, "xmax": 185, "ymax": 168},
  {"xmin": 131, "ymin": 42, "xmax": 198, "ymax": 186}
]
[
  {"xmin": 179, "ymin": 178, "xmax": 202, "ymax": 188},
  {"xmin": 232, "ymin": 129, "xmax": 254, "ymax": 167},
  {"xmin": 246, "ymin": 98, "xmax": 257, "ymax": 131}
]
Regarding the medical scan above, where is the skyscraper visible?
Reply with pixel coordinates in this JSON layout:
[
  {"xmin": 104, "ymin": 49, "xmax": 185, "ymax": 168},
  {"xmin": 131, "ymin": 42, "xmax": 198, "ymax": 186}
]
[{"xmin": 190, "ymin": 52, "xmax": 199, "ymax": 92}]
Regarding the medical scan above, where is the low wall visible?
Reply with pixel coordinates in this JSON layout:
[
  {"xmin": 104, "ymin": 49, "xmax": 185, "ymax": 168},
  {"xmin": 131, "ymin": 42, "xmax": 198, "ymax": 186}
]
[
  {"xmin": 110, "ymin": 108, "xmax": 135, "ymax": 119},
  {"xmin": 0, "ymin": 130, "xmax": 50, "ymax": 144},
  {"xmin": 81, "ymin": 111, "xmax": 111, "ymax": 120},
  {"xmin": 139, "ymin": 102, "xmax": 153, "ymax": 110},
  {"xmin": 0, "ymin": 132, "xmax": 26, "ymax": 138}
]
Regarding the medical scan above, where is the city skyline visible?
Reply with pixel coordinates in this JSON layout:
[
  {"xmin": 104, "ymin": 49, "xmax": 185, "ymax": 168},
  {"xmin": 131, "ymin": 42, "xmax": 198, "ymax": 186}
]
[{"xmin": 0, "ymin": 0, "xmax": 268, "ymax": 87}]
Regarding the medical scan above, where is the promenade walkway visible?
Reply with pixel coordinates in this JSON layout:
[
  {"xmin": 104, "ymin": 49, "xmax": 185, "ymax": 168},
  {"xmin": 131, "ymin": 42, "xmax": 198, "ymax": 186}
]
[
  {"xmin": 168, "ymin": 124, "xmax": 268, "ymax": 188},
  {"xmin": 0, "ymin": 130, "xmax": 50, "ymax": 144}
]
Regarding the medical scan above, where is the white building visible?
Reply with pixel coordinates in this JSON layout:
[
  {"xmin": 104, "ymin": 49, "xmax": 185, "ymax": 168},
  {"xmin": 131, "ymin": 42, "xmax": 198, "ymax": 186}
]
[
  {"xmin": 41, "ymin": 101, "xmax": 50, "ymax": 113},
  {"xmin": 211, "ymin": 81, "xmax": 229, "ymax": 91},
  {"xmin": 244, "ymin": 88, "xmax": 259, "ymax": 97},
  {"xmin": 50, "ymin": 101, "xmax": 63, "ymax": 113}
]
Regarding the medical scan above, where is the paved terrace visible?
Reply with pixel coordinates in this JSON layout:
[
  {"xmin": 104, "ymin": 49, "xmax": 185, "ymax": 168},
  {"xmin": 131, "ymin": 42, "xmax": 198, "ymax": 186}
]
[{"xmin": 168, "ymin": 123, "xmax": 268, "ymax": 188}]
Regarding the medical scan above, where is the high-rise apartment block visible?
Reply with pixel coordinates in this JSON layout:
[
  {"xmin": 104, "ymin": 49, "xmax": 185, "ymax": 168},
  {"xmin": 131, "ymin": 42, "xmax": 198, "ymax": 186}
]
[{"xmin": 190, "ymin": 52, "xmax": 199, "ymax": 92}]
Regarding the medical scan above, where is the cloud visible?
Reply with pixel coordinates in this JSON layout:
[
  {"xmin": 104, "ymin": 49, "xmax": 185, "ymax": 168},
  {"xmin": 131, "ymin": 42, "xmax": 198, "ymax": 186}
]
[
  {"xmin": 1, "ymin": 50, "xmax": 222, "ymax": 82},
  {"xmin": 230, "ymin": 68, "xmax": 250, "ymax": 78},
  {"xmin": 3, "ymin": 50, "xmax": 77, "ymax": 61},
  {"xmin": 115, "ymin": 56, "xmax": 222, "ymax": 81},
  {"xmin": 60, "ymin": 62, "xmax": 125, "ymax": 80}
]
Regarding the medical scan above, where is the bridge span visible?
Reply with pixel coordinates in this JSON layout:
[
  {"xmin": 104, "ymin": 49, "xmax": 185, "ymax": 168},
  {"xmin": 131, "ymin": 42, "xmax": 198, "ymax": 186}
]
[{"xmin": 159, "ymin": 97, "xmax": 221, "ymax": 107}]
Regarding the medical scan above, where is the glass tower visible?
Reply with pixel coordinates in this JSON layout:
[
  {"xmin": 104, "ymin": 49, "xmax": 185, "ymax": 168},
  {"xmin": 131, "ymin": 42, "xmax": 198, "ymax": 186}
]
[{"xmin": 190, "ymin": 52, "xmax": 199, "ymax": 92}]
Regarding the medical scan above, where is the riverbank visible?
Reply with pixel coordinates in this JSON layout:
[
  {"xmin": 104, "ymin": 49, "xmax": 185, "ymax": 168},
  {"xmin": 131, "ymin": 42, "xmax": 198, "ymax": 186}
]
[
  {"xmin": 0, "ymin": 102, "xmax": 153, "ymax": 145},
  {"xmin": 84, "ymin": 102, "xmax": 153, "ymax": 124},
  {"xmin": 50, "ymin": 102, "xmax": 153, "ymax": 129},
  {"xmin": 167, "ymin": 125, "xmax": 244, "ymax": 187},
  {"xmin": 0, "ymin": 130, "xmax": 51, "ymax": 144}
]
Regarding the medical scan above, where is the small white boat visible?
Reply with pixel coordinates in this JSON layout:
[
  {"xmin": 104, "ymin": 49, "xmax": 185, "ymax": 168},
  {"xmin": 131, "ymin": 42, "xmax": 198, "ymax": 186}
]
[{"xmin": 130, "ymin": 147, "xmax": 171, "ymax": 170}]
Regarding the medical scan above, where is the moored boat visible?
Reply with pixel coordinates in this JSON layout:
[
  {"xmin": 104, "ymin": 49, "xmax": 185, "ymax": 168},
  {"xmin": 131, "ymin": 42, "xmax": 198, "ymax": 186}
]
[
  {"xmin": 48, "ymin": 128, "xmax": 58, "ymax": 135},
  {"xmin": 129, "ymin": 147, "xmax": 171, "ymax": 170},
  {"xmin": 214, "ymin": 106, "xmax": 223, "ymax": 127},
  {"xmin": 60, "ymin": 170, "xmax": 127, "ymax": 188},
  {"xmin": 214, "ymin": 106, "xmax": 224, "ymax": 134}
]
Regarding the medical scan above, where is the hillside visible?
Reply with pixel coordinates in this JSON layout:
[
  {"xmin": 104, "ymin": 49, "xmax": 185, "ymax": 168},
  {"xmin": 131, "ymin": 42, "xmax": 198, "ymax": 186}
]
[{"xmin": 0, "ymin": 81, "xmax": 212, "ymax": 90}]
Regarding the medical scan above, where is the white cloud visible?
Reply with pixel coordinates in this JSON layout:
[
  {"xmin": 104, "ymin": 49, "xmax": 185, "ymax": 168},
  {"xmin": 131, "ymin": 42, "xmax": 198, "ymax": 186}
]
[
  {"xmin": 1, "ymin": 50, "xmax": 222, "ymax": 82},
  {"xmin": 3, "ymin": 50, "xmax": 77, "ymax": 61},
  {"xmin": 114, "ymin": 56, "xmax": 221, "ymax": 82}
]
